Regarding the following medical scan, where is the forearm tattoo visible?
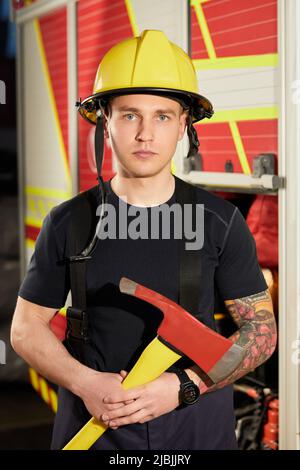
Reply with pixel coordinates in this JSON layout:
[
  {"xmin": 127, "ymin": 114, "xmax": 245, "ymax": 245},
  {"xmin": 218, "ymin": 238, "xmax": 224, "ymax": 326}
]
[{"xmin": 198, "ymin": 289, "xmax": 277, "ymax": 394}]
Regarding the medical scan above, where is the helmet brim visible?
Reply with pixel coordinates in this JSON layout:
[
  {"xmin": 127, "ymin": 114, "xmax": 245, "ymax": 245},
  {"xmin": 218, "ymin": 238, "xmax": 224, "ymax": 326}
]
[{"xmin": 77, "ymin": 87, "xmax": 213, "ymax": 125}]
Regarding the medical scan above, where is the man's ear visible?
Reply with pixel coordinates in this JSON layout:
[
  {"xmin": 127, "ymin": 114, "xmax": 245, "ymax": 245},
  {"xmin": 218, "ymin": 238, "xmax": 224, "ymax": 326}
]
[
  {"xmin": 178, "ymin": 110, "xmax": 189, "ymax": 141},
  {"xmin": 103, "ymin": 115, "xmax": 109, "ymax": 138}
]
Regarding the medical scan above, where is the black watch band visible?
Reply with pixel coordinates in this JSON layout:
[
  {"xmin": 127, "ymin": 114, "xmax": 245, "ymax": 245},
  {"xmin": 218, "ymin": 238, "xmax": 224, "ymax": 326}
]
[
  {"xmin": 172, "ymin": 367, "xmax": 200, "ymax": 408},
  {"xmin": 173, "ymin": 367, "xmax": 191, "ymax": 384}
]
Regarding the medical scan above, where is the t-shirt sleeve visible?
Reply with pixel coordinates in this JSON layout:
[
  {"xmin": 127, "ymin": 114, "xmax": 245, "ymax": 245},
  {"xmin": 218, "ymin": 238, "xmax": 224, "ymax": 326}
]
[
  {"xmin": 18, "ymin": 211, "xmax": 70, "ymax": 309},
  {"xmin": 214, "ymin": 207, "xmax": 268, "ymax": 300}
]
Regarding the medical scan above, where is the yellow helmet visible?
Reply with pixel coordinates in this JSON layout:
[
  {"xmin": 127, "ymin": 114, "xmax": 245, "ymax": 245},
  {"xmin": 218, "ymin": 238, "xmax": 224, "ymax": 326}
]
[{"xmin": 77, "ymin": 29, "xmax": 213, "ymax": 124}]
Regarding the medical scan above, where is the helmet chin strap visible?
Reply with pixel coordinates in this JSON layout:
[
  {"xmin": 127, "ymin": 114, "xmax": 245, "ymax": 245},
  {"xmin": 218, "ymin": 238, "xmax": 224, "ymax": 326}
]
[
  {"xmin": 94, "ymin": 113, "xmax": 108, "ymax": 238},
  {"xmin": 186, "ymin": 116, "xmax": 200, "ymax": 158},
  {"xmin": 70, "ymin": 113, "xmax": 108, "ymax": 261},
  {"xmin": 95, "ymin": 113, "xmax": 105, "ymax": 183}
]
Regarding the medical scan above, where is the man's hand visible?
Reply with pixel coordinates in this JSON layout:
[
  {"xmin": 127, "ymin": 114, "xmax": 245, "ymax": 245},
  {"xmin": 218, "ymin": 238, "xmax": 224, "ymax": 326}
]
[
  {"xmin": 79, "ymin": 369, "xmax": 142, "ymax": 422},
  {"xmin": 100, "ymin": 371, "xmax": 181, "ymax": 429}
]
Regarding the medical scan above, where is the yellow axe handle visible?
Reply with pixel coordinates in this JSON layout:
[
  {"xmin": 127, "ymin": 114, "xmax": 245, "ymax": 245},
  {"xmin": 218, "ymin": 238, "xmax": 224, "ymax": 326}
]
[{"xmin": 63, "ymin": 337, "xmax": 181, "ymax": 450}]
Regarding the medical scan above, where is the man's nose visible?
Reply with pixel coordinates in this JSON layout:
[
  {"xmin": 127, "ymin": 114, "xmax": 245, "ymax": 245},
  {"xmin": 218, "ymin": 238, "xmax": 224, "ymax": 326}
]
[{"xmin": 135, "ymin": 118, "xmax": 154, "ymax": 142}]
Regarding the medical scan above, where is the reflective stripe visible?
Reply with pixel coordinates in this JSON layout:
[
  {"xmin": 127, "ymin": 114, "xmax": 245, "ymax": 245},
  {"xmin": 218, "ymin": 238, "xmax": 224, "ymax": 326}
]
[
  {"xmin": 49, "ymin": 389, "xmax": 58, "ymax": 413},
  {"xmin": 125, "ymin": 0, "xmax": 139, "ymax": 36},
  {"xmin": 39, "ymin": 377, "xmax": 50, "ymax": 404},
  {"xmin": 26, "ymin": 238, "xmax": 36, "ymax": 250},
  {"xmin": 193, "ymin": 0, "xmax": 216, "ymax": 59},
  {"xmin": 26, "ymin": 186, "xmax": 71, "ymax": 200},
  {"xmin": 25, "ymin": 217, "xmax": 42, "ymax": 229},
  {"xmin": 229, "ymin": 121, "xmax": 251, "ymax": 175},
  {"xmin": 29, "ymin": 367, "xmax": 58, "ymax": 414},
  {"xmin": 29, "ymin": 367, "xmax": 39, "ymax": 392},
  {"xmin": 34, "ymin": 19, "xmax": 72, "ymax": 195},
  {"xmin": 193, "ymin": 53, "xmax": 278, "ymax": 70},
  {"xmin": 197, "ymin": 106, "xmax": 278, "ymax": 124}
]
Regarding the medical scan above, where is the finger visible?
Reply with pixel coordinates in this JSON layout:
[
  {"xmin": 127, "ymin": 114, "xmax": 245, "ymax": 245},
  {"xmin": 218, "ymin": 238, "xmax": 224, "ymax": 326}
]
[
  {"xmin": 108, "ymin": 408, "xmax": 147, "ymax": 428},
  {"xmin": 103, "ymin": 385, "xmax": 145, "ymax": 404},
  {"xmin": 101, "ymin": 400, "xmax": 143, "ymax": 422},
  {"xmin": 104, "ymin": 402, "xmax": 126, "ymax": 411}
]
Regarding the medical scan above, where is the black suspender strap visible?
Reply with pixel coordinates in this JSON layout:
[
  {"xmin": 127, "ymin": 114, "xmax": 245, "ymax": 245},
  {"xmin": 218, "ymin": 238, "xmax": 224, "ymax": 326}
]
[
  {"xmin": 65, "ymin": 190, "xmax": 98, "ymax": 360},
  {"xmin": 174, "ymin": 175, "xmax": 202, "ymax": 319},
  {"xmin": 65, "ymin": 176, "xmax": 202, "ymax": 364}
]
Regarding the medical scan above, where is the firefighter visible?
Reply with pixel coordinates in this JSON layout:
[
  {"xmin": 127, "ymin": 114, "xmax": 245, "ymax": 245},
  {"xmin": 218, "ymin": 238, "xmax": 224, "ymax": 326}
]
[{"xmin": 11, "ymin": 30, "xmax": 276, "ymax": 450}]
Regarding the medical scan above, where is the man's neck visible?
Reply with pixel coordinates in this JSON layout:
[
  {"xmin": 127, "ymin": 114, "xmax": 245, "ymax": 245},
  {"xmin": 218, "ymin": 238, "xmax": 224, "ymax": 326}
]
[{"xmin": 110, "ymin": 172, "xmax": 175, "ymax": 207}]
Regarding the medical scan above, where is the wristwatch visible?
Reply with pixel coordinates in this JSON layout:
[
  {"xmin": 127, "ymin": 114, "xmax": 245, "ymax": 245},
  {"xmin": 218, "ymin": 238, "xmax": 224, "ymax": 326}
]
[{"xmin": 172, "ymin": 367, "xmax": 200, "ymax": 408}]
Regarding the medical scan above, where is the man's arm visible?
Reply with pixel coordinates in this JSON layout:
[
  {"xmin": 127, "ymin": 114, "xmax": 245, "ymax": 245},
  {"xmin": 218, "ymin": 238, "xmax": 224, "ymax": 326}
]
[
  {"xmin": 186, "ymin": 288, "xmax": 277, "ymax": 393},
  {"xmin": 11, "ymin": 297, "xmax": 90, "ymax": 394},
  {"xmin": 10, "ymin": 297, "xmax": 138, "ymax": 420},
  {"xmin": 99, "ymin": 288, "xmax": 277, "ymax": 429}
]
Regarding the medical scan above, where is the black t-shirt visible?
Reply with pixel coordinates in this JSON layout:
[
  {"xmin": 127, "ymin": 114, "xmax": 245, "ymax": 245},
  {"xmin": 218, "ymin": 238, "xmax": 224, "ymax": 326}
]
[{"xmin": 18, "ymin": 176, "xmax": 267, "ymax": 449}]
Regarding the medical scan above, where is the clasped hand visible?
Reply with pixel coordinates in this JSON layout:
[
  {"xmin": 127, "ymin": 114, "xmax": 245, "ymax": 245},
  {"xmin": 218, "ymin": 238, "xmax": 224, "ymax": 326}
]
[{"xmin": 101, "ymin": 371, "xmax": 180, "ymax": 429}]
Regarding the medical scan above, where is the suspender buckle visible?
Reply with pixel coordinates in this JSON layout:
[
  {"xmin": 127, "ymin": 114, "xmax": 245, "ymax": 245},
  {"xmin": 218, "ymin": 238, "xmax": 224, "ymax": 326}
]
[{"xmin": 66, "ymin": 307, "xmax": 90, "ymax": 343}]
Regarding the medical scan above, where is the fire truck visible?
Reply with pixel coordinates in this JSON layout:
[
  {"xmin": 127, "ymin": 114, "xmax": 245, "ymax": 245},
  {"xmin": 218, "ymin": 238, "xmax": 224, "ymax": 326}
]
[{"xmin": 10, "ymin": 0, "xmax": 300, "ymax": 449}]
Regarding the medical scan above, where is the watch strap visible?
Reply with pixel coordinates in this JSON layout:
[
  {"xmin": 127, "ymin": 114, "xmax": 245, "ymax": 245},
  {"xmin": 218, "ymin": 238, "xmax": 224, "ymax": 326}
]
[
  {"xmin": 171, "ymin": 366, "xmax": 200, "ymax": 409},
  {"xmin": 172, "ymin": 367, "xmax": 192, "ymax": 385}
]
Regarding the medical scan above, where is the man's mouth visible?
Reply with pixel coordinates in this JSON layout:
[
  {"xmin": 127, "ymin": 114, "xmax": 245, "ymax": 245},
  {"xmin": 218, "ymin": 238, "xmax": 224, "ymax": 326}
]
[{"xmin": 133, "ymin": 150, "xmax": 157, "ymax": 159}]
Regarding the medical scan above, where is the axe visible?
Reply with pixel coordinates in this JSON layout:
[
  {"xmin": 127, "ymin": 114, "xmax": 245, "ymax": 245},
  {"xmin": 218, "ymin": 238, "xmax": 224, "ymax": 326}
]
[{"xmin": 63, "ymin": 277, "xmax": 245, "ymax": 450}]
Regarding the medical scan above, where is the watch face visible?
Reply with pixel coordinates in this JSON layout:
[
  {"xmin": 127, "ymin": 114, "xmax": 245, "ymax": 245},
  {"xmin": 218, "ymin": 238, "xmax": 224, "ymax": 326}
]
[{"xmin": 182, "ymin": 383, "xmax": 200, "ymax": 405}]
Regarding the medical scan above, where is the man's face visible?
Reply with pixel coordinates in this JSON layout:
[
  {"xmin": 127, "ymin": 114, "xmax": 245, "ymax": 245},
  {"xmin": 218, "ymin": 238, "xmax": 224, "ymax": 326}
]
[{"xmin": 104, "ymin": 94, "xmax": 187, "ymax": 178}]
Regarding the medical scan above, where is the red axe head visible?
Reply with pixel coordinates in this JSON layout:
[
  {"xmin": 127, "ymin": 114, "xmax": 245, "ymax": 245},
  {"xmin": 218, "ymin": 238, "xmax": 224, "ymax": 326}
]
[{"xmin": 120, "ymin": 277, "xmax": 245, "ymax": 383}]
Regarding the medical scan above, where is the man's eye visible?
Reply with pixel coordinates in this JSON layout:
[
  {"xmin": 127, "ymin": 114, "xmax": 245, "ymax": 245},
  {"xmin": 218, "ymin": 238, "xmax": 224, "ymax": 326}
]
[
  {"xmin": 158, "ymin": 115, "xmax": 169, "ymax": 121},
  {"xmin": 125, "ymin": 114, "xmax": 136, "ymax": 120}
]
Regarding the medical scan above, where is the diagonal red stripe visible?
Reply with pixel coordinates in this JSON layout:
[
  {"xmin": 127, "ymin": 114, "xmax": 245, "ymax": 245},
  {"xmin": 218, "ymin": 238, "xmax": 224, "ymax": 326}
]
[{"xmin": 39, "ymin": 9, "xmax": 69, "ymax": 162}]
